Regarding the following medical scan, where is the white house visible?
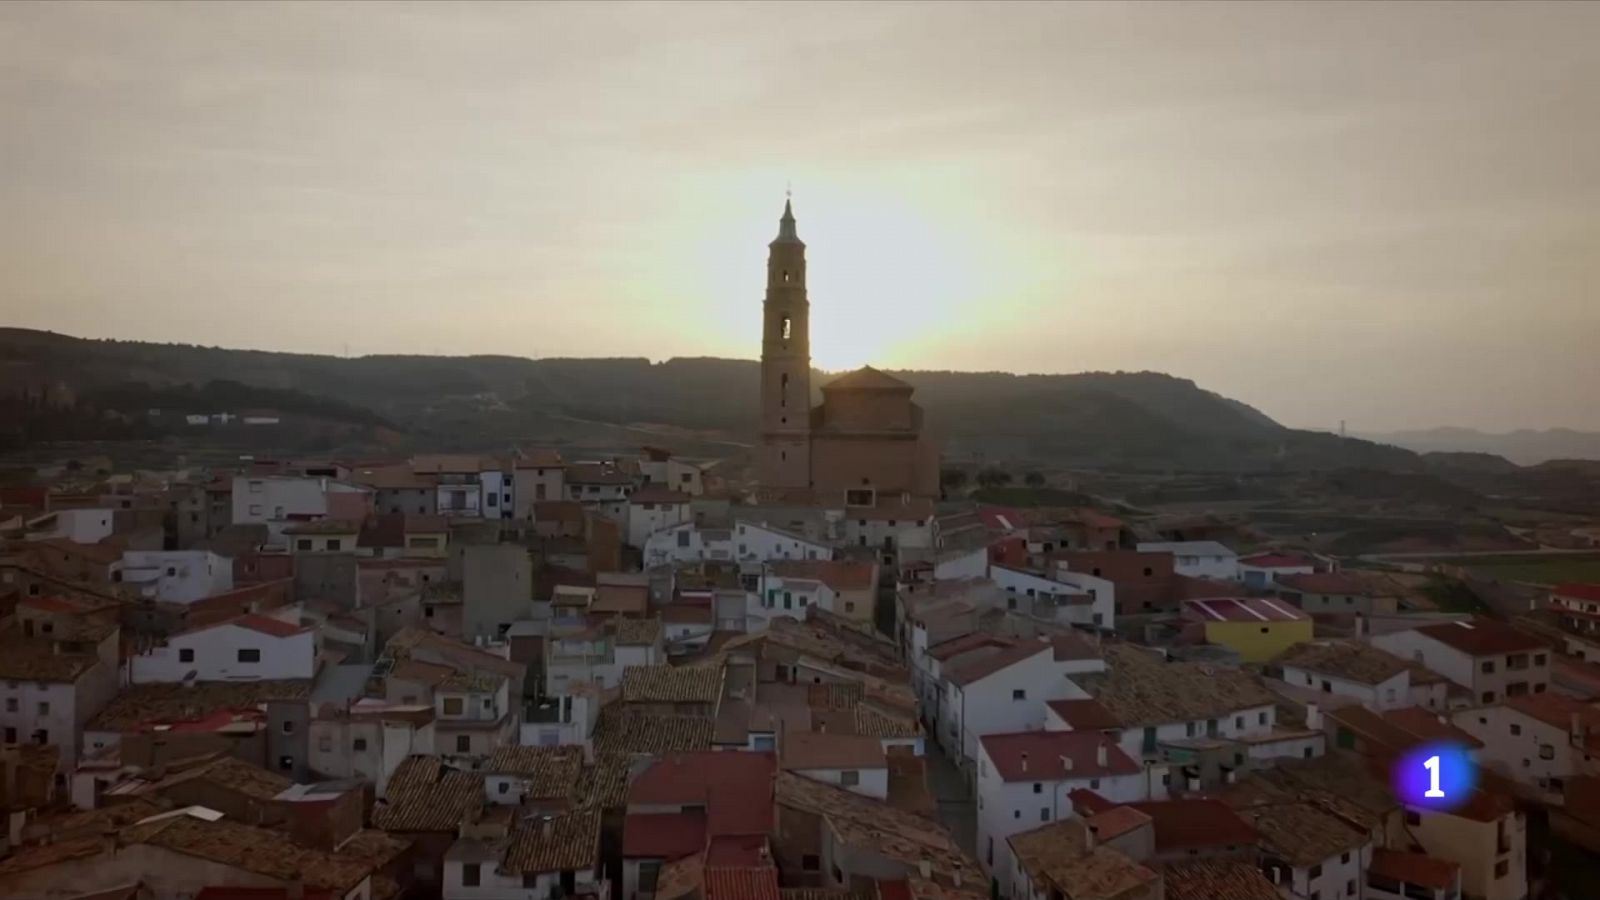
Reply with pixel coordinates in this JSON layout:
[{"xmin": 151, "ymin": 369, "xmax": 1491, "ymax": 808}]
[
  {"xmin": 481, "ymin": 468, "xmax": 514, "ymax": 521},
  {"xmin": 309, "ymin": 700, "xmax": 437, "ymax": 799},
  {"xmin": 0, "ymin": 612, "xmax": 120, "ymax": 768},
  {"xmin": 781, "ymin": 731, "xmax": 890, "ymax": 800},
  {"xmin": 564, "ymin": 463, "xmax": 634, "ymax": 524},
  {"xmin": 1371, "ymin": 619, "xmax": 1550, "ymax": 705},
  {"xmin": 119, "ymin": 550, "xmax": 234, "ymax": 604},
  {"xmin": 975, "ymin": 730, "xmax": 1150, "ymax": 894},
  {"xmin": 625, "ymin": 487, "xmax": 693, "ymax": 550},
  {"xmin": 1135, "ymin": 541, "xmax": 1239, "ymax": 581},
  {"xmin": 734, "ymin": 520, "xmax": 835, "ymax": 563},
  {"xmin": 129, "ymin": 612, "xmax": 315, "ymax": 683},
  {"xmin": 642, "ymin": 522, "xmax": 734, "ymax": 568},
  {"xmin": 1451, "ymin": 693, "xmax": 1600, "ymax": 804},
  {"xmin": 941, "ymin": 639, "xmax": 1101, "ymax": 764},
  {"xmin": 1273, "ymin": 640, "xmax": 1414, "ymax": 711},
  {"xmin": 441, "ymin": 808, "xmax": 603, "ymax": 900},
  {"xmin": 638, "ymin": 451, "xmax": 704, "ymax": 497},
  {"xmin": 1233, "ymin": 800, "xmax": 1371, "ymax": 900},
  {"xmin": 1236, "ymin": 552, "xmax": 1317, "ymax": 589},
  {"xmin": 232, "ymin": 474, "xmax": 369, "ymax": 542},
  {"xmin": 992, "ymin": 565, "xmax": 1114, "ymax": 630},
  {"xmin": 1085, "ymin": 645, "xmax": 1282, "ymax": 764},
  {"xmin": 24, "ymin": 508, "xmax": 115, "ymax": 544}
]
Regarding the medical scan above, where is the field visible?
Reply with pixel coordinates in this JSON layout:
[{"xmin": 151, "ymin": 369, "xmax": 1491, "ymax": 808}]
[{"xmin": 1429, "ymin": 552, "xmax": 1600, "ymax": 586}]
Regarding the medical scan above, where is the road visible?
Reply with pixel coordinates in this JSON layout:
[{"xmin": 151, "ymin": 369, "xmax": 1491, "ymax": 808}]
[{"xmin": 924, "ymin": 739, "xmax": 977, "ymax": 856}]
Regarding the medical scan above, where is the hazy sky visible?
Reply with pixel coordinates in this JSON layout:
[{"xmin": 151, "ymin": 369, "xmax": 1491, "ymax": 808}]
[{"xmin": 3, "ymin": 2, "xmax": 1597, "ymax": 432}]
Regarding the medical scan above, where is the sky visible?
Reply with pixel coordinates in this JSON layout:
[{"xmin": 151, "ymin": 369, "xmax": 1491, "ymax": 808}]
[{"xmin": 3, "ymin": 2, "xmax": 1598, "ymax": 433}]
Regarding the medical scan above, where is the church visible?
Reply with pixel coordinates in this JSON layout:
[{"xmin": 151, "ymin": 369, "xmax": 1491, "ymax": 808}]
[{"xmin": 755, "ymin": 199, "xmax": 940, "ymax": 505}]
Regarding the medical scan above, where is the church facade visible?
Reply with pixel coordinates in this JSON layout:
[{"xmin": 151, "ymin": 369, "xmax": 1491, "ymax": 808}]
[{"xmin": 755, "ymin": 199, "xmax": 940, "ymax": 504}]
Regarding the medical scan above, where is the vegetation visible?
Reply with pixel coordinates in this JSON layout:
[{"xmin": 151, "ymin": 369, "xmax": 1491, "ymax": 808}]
[
  {"xmin": 1431, "ymin": 553, "xmax": 1600, "ymax": 585},
  {"xmin": 975, "ymin": 468, "xmax": 1012, "ymax": 489},
  {"xmin": 971, "ymin": 486, "xmax": 1094, "ymax": 508},
  {"xmin": 940, "ymin": 468, "xmax": 968, "ymax": 491},
  {"xmin": 1420, "ymin": 575, "xmax": 1491, "ymax": 614},
  {"xmin": 1023, "ymin": 471, "xmax": 1046, "ymax": 487}
]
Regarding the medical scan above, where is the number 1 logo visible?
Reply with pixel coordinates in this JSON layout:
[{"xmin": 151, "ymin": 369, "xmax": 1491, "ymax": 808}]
[{"xmin": 1423, "ymin": 754, "xmax": 1445, "ymax": 798}]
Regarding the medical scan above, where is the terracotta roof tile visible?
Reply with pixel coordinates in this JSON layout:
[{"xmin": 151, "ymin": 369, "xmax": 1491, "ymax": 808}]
[
  {"xmin": 374, "ymin": 760, "xmax": 481, "ymax": 832},
  {"xmin": 1273, "ymin": 640, "xmax": 1411, "ymax": 685},
  {"xmin": 775, "ymin": 772, "xmax": 976, "ymax": 887},
  {"xmin": 1161, "ymin": 861, "xmax": 1280, "ymax": 900},
  {"xmin": 621, "ymin": 665, "xmax": 723, "ymax": 704},
  {"xmin": 123, "ymin": 814, "xmax": 376, "ymax": 892},
  {"xmin": 503, "ymin": 808, "xmax": 602, "ymax": 874},
  {"xmin": 629, "ymin": 752, "xmax": 775, "ymax": 837},
  {"xmin": 1122, "ymin": 799, "xmax": 1257, "ymax": 853},
  {"xmin": 979, "ymin": 731, "xmax": 1139, "ymax": 782},
  {"xmin": 1076, "ymin": 645, "xmax": 1278, "ymax": 727},
  {"xmin": 945, "ymin": 641, "xmax": 1051, "ymax": 687},
  {"xmin": 1007, "ymin": 818, "xmax": 1158, "ymax": 900},
  {"xmin": 1045, "ymin": 699, "xmax": 1122, "ymax": 731},
  {"xmin": 485, "ymin": 746, "xmax": 584, "ymax": 801},
  {"xmin": 781, "ymin": 732, "xmax": 886, "ymax": 771},
  {"xmin": 1369, "ymin": 849, "xmax": 1459, "ymax": 890},
  {"xmin": 704, "ymin": 866, "xmax": 781, "ymax": 900},
  {"xmin": 768, "ymin": 560, "xmax": 878, "ymax": 592},
  {"xmin": 1414, "ymin": 618, "xmax": 1545, "ymax": 656},
  {"xmin": 593, "ymin": 710, "xmax": 714, "ymax": 755},
  {"xmin": 624, "ymin": 810, "xmax": 706, "ymax": 859},
  {"xmin": 88, "ymin": 680, "xmax": 310, "ymax": 731}
]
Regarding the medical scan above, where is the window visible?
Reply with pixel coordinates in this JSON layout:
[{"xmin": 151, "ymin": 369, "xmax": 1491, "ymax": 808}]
[
  {"xmin": 1536, "ymin": 653, "xmax": 1548, "ymax": 665},
  {"xmin": 1013, "ymin": 810, "xmax": 1021, "ymax": 819},
  {"xmin": 1259, "ymin": 712, "xmax": 1269, "ymax": 725},
  {"xmin": 1235, "ymin": 716, "xmax": 1244, "ymax": 729},
  {"xmin": 238, "ymin": 648, "xmax": 261, "ymax": 663},
  {"xmin": 1511, "ymin": 723, "xmax": 1522, "ymax": 736},
  {"xmin": 802, "ymin": 854, "xmax": 820, "ymax": 871},
  {"xmin": 840, "ymin": 770, "xmax": 859, "ymax": 786},
  {"xmin": 498, "ymin": 781, "xmax": 510, "ymax": 794},
  {"xmin": 639, "ymin": 862, "xmax": 662, "ymax": 891},
  {"xmin": 1482, "ymin": 692, "xmax": 1495, "ymax": 703},
  {"xmin": 463, "ymin": 863, "xmax": 481, "ymax": 887},
  {"xmin": 780, "ymin": 315, "xmax": 792, "ymax": 341},
  {"xmin": 319, "ymin": 736, "xmax": 332, "ymax": 752},
  {"xmin": 1345, "ymin": 879, "xmax": 1355, "ymax": 896},
  {"xmin": 444, "ymin": 698, "xmax": 464, "ymax": 714},
  {"xmin": 1341, "ymin": 852, "xmax": 1350, "ymax": 864},
  {"xmin": 278, "ymin": 755, "xmax": 294, "ymax": 771},
  {"xmin": 1494, "ymin": 860, "xmax": 1509, "ymax": 878},
  {"xmin": 249, "ymin": 504, "xmax": 262, "ymax": 516},
  {"xmin": 1309, "ymin": 864, "xmax": 1323, "ymax": 878},
  {"xmin": 166, "ymin": 566, "xmax": 177, "ymax": 577},
  {"xmin": 1482, "ymin": 660, "xmax": 1496, "ymax": 673},
  {"xmin": 179, "ymin": 648, "xmax": 195, "ymax": 663},
  {"xmin": 1405, "ymin": 810, "xmax": 1421, "ymax": 825},
  {"xmin": 678, "ymin": 531, "xmax": 690, "ymax": 548},
  {"xmin": 354, "ymin": 738, "xmax": 367, "ymax": 751},
  {"xmin": 3, "ymin": 699, "xmax": 14, "ymax": 712},
  {"xmin": 282, "ymin": 720, "xmax": 294, "ymax": 734},
  {"xmin": 1540, "ymin": 744, "xmax": 1556, "ymax": 760},
  {"xmin": 1040, "ymin": 808, "xmax": 1049, "ymax": 822},
  {"xmin": 1013, "ymin": 689, "xmax": 1027, "ymax": 701},
  {"xmin": 326, "ymin": 539, "xmax": 341, "ymax": 551},
  {"xmin": 297, "ymin": 539, "xmax": 313, "ymax": 551},
  {"xmin": 456, "ymin": 735, "xmax": 471, "ymax": 753},
  {"xmin": 4, "ymin": 727, "xmax": 15, "ymax": 742},
  {"xmin": 1507, "ymin": 681, "xmax": 1529, "ymax": 697}
]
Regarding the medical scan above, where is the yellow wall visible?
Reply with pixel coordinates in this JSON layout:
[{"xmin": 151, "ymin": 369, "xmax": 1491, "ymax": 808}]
[
  {"xmin": 1410, "ymin": 809, "xmax": 1526, "ymax": 900},
  {"xmin": 1204, "ymin": 619, "xmax": 1314, "ymax": 663}
]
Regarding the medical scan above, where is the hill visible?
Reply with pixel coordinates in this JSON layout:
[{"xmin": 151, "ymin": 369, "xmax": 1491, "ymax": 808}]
[
  {"xmin": 1362, "ymin": 426, "xmax": 1600, "ymax": 465},
  {"xmin": 0, "ymin": 328, "xmax": 1419, "ymax": 471}
]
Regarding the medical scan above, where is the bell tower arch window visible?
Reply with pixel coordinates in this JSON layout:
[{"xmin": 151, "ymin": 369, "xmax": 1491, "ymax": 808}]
[
  {"xmin": 780, "ymin": 373, "xmax": 789, "ymax": 408},
  {"xmin": 780, "ymin": 314, "xmax": 791, "ymax": 342}
]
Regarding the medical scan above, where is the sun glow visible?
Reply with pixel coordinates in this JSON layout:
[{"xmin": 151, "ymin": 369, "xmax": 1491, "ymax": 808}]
[{"xmin": 676, "ymin": 175, "xmax": 1014, "ymax": 373}]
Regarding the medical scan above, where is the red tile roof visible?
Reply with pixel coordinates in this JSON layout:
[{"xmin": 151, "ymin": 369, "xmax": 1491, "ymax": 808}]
[
  {"xmin": 233, "ymin": 614, "xmax": 308, "ymax": 638},
  {"xmin": 1124, "ymin": 799, "xmax": 1258, "ymax": 852},
  {"xmin": 945, "ymin": 641, "xmax": 1051, "ymax": 687},
  {"xmin": 704, "ymin": 866, "xmax": 781, "ymax": 900},
  {"xmin": 1045, "ymin": 699, "xmax": 1122, "ymax": 731},
  {"xmin": 1554, "ymin": 584, "xmax": 1600, "ymax": 603},
  {"xmin": 1382, "ymin": 707, "xmax": 1487, "ymax": 749},
  {"xmin": 1161, "ymin": 860, "xmax": 1280, "ymax": 900},
  {"xmin": 1369, "ymin": 849, "xmax": 1459, "ymax": 890},
  {"xmin": 1185, "ymin": 597, "xmax": 1308, "ymax": 623},
  {"xmin": 978, "ymin": 731, "xmax": 1139, "ymax": 782},
  {"xmin": 1505, "ymin": 692, "xmax": 1600, "ymax": 733},
  {"xmin": 768, "ymin": 560, "xmax": 877, "ymax": 592},
  {"xmin": 628, "ymin": 752, "xmax": 775, "ymax": 836},
  {"xmin": 1415, "ymin": 619, "xmax": 1546, "ymax": 656},
  {"xmin": 926, "ymin": 632, "xmax": 1014, "ymax": 662},
  {"xmin": 1238, "ymin": 553, "xmax": 1315, "ymax": 569},
  {"xmin": 623, "ymin": 811, "xmax": 706, "ymax": 859}
]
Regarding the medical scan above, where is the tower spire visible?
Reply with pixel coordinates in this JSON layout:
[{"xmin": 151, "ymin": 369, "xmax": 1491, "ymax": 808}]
[{"xmin": 776, "ymin": 192, "xmax": 799, "ymax": 242}]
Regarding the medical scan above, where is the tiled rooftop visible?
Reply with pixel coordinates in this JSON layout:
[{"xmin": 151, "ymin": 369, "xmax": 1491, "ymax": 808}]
[
  {"xmin": 621, "ymin": 665, "xmax": 723, "ymax": 704},
  {"xmin": 1273, "ymin": 639, "xmax": 1411, "ymax": 685},
  {"xmin": 1076, "ymin": 644, "xmax": 1278, "ymax": 728},
  {"xmin": 373, "ymin": 756, "xmax": 482, "ymax": 832},
  {"xmin": 503, "ymin": 808, "xmax": 603, "ymax": 875},
  {"xmin": 775, "ymin": 772, "xmax": 976, "ymax": 888},
  {"xmin": 1160, "ymin": 860, "xmax": 1281, "ymax": 900},
  {"xmin": 1415, "ymin": 618, "xmax": 1546, "ymax": 656},
  {"xmin": 88, "ymin": 679, "xmax": 311, "ymax": 731},
  {"xmin": 121, "ymin": 813, "xmax": 377, "ymax": 892},
  {"xmin": 1007, "ymin": 818, "xmax": 1159, "ymax": 900},
  {"xmin": 593, "ymin": 710, "xmax": 714, "ymax": 755},
  {"xmin": 485, "ymin": 746, "xmax": 584, "ymax": 800}
]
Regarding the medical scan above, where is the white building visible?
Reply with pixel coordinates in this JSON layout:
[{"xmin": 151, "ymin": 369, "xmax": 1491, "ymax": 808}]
[
  {"xmin": 638, "ymin": 451, "xmax": 705, "ymax": 497},
  {"xmin": 781, "ymin": 731, "xmax": 890, "ymax": 800},
  {"xmin": 734, "ymin": 520, "xmax": 836, "ymax": 563},
  {"xmin": 1236, "ymin": 552, "xmax": 1317, "ymax": 589},
  {"xmin": 441, "ymin": 809, "xmax": 603, "ymax": 900},
  {"xmin": 564, "ymin": 463, "xmax": 634, "ymax": 524},
  {"xmin": 129, "ymin": 612, "xmax": 315, "ymax": 683},
  {"xmin": 1273, "ymin": 640, "xmax": 1415, "ymax": 711},
  {"xmin": 941, "ymin": 639, "xmax": 1102, "ymax": 764},
  {"xmin": 975, "ymin": 730, "xmax": 1151, "ymax": 893},
  {"xmin": 481, "ymin": 468, "xmax": 514, "ymax": 521},
  {"xmin": 232, "ymin": 474, "xmax": 369, "ymax": 541},
  {"xmin": 119, "ymin": 550, "xmax": 234, "ymax": 604},
  {"xmin": 625, "ymin": 488, "xmax": 693, "ymax": 550},
  {"xmin": 1371, "ymin": 619, "xmax": 1550, "ymax": 705},
  {"xmin": 1451, "ymin": 693, "xmax": 1600, "ymax": 804},
  {"xmin": 1135, "ymin": 541, "xmax": 1239, "ymax": 581},
  {"xmin": 992, "ymin": 565, "xmax": 1114, "ymax": 630},
  {"xmin": 0, "ymin": 614, "xmax": 120, "ymax": 768},
  {"xmin": 309, "ymin": 701, "xmax": 437, "ymax": 799},
  {"xmin": 643, "ymin": 522, "xmax": 734, "ymax": 568},
  {"xmin": 24, "ymin": 508, "xmax": 115, "ymax": 544}
]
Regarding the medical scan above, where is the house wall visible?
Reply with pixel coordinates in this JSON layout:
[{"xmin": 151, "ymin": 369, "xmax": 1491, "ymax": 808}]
[
  {"xmin": 1135, "ymin": 542, "xmax": 1238, "ymax": 580},
  {"xmin": 463, "ymin": 545, "xmax": 533, "ymax": 642},
  {"xmin": 375, "ymin": 486, "xmax": 436, "ymax": 516},
  {"xmin": 1452, "ymin": 705, "xmax": 1594, "ymax": 803},
  {"xmin": 947, "ymin": 649, "xmax": 1079, "ymax": 763},
  {"xmin": 1112, "ymin": 704, "xmax": 1278, "ymax": 762},
  {"xmin": 1284, "ymin": 845, "xmax": 1369, "ymax": 900},
  {"xmin": 33, "ymin": 508, "xmax": 116, "ymax": 544},
  {"xmin": 792, "ymin": 766, "xmax": 890, "ymax": 801},
  {"xmin": 626, "ymin": 501, "xmax": 692, "ymax": 550},
  {"xmin": 0, "ymin": 680, "xmax": 79, "ymax": 762},
  {"xmin": 1372, "ymin": 631, "xmax": 1551, "ymax": 703},
  {"xmin": 1410, "ymin": 808, "xmax": 1526, "ymax": 900},
  {"xmin": 481, "ymin": 470, "xmax": 514, "ymax": 521},
  {"xmin": 1281, "ymin": 665, "xmax": 1411, "ymax": 711},
  {"xmin": 734, "ymin": 522, "xmax": 835, "ymax": 563},
  {"xmin": 513, "ymin": 467, "xmax": 566, "ymax": 519},
  {"xmin": 1204, "ymin": 619, "xmax": 1314, "ymax": 663},
  {"xmin": 130, "ymin": 624, "xmax": 315, "ymax": 683},
  {"xmin": 1291, "ymin": 590, "xmax": 1397, "ymax": 616},
  {"xmin": 121, "ymin": 550, "xmax": 234, "ymax": 603},
  {"xmin": 232, "ymin": 476, "xmax": 328, "ymax": 529}
]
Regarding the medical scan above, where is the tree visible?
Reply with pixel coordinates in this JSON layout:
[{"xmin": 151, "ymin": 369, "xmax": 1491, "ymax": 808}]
[
  {"xmin": 976, "ymin": 467, "xmax": 1011, "ymax": 489},
  {"xmin": 941, "ymin": 468, "xmax": 968, "ymax": 491},
  {"xmin": 1024, "ymin": 471, "xmax": 1046, "ymax": 488}
]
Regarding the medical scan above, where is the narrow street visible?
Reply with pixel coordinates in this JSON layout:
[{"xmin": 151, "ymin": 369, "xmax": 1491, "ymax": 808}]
[{"xmin": 924, "ymin": 738, "xmax": 977, "ymax": 857}]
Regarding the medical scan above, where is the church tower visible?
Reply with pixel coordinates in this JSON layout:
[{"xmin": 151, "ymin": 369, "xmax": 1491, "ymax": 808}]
[{"xmin": 757, "ymin": 197, "xmax": 812, "ymax": 491}]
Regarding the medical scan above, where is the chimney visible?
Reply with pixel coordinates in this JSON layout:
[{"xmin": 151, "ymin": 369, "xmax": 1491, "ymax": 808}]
[
  {"xmin": 1061, "ymin": 755, "xmax": 1073, "ymax": 773},
  {"xmin": 1096, "ymin": 743, "xmax": 1108, "ymax": 768},
  {"xmin": 919, "ymin": 859, "xmax": 932, "ymax": 879},
  {"xmin": 1305, "ymin": 703, "xmax": 1322, "ymax": 731},
  {"xmin": 1020, "ymin": 752, "xmax": 1028, "ymax": 773}
]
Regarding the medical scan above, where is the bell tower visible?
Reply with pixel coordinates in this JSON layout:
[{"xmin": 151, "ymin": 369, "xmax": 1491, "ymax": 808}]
[{"xmin": 758, "ymin": 197, "xmax": 812, "ymax": 491}]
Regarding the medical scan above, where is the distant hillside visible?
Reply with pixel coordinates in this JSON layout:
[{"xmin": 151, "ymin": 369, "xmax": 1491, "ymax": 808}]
[
  {"xmin": 0, "ymin": 328, "xmax": 1418, "ymax": 471},
  {"xmin": 1362, "ymin": 427, "xmax": 1600, "ymax": 465}
]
